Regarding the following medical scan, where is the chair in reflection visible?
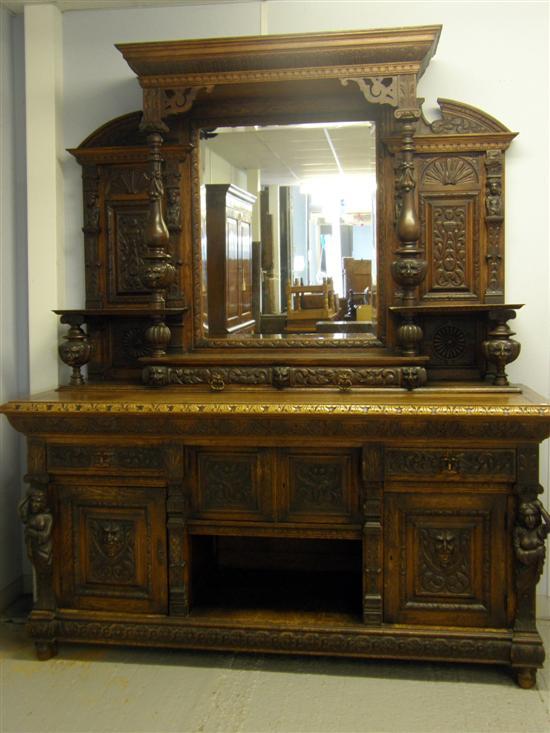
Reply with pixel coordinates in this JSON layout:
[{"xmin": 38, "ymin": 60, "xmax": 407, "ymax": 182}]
[{"xmin": 285, "ymin": 278, "xmax": 339, "ymax": 333}]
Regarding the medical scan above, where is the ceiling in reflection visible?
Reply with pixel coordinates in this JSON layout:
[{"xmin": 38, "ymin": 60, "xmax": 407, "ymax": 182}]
[{"xmin": 204, "ymin": 121, "xmax": 376, "ymax": 186}]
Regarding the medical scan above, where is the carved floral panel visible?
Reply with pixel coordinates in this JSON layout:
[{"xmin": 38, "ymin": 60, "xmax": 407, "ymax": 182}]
[{"xmin": 421, "ymin": 195, "xmax": 479, "ymax": 300}]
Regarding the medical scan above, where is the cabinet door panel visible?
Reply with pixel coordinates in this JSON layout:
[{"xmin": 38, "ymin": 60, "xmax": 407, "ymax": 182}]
[
  {"xmin": 57, "ymin": 484, "xmax": 167, "ymax": 613},
  {"xmin": 280, "ymin": 450, "xmax": 359, "ymax": 523},
  {"xmin": 384, "ymin": 491, "xmax": 508, "ymax": 627},
  {"xmin": 191, "ymin": 449, "xmax": 273, "ymax": 520}
]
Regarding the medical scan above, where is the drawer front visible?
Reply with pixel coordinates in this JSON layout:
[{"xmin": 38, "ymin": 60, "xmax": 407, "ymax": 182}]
[
  {"xmin": 191, "ymin": 449, "xmax": 273, "ymax": 520},
  {"xmin": 56, "ymin": 483, "xmax": 167, "ymax": 614},
  {"xmin": 280, "ymin": 450, "xmax": 359, "ymax": 523},
  {"xmin": 384, "ymin": 491, "xmax": 508, "ymax": 627},
  {"xmin": 385, "ymin": 448, "xmax": 515, "ymax": 482},
  {"xmin": 48, "ymin": 443, "xmax": 163, "ymax": 474}
]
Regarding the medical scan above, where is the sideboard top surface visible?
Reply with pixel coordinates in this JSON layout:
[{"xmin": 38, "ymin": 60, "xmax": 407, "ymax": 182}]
[{"xmin": 2, "ymin": 385, "xmax": 549, "ymax": 420}]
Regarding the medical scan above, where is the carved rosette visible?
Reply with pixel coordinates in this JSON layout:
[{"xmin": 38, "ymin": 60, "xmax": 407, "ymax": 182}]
[
  {"xmin": 58, "ymin": 315, "xmax": 92, "ymax": 386},
  {"xmin": 482, "ymin": 309, "xmax": 520, "ymax": 386}
]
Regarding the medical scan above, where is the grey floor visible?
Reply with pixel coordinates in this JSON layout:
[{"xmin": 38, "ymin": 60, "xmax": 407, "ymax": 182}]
[{"xmin": 1, "ymin": 598, "xmax": 549, "ymax": 733}]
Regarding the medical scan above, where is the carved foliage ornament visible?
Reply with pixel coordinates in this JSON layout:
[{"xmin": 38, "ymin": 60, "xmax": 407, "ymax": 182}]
[
  {"xmin": 202, "ymin": 457, "xmax": 256, "ymax": 509},
  {"xmin": 292, "ymin": 462, "xmax": 344, "ymax": 511},
  {"xmin": 432, "ymin": 205, "xmax": 467, "ymax": 289}
]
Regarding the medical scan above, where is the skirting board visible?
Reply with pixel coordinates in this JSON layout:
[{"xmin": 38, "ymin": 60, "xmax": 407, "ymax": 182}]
[{"xmin": 0, "ymin": 576, "xmax": 23, "ymax": 613}]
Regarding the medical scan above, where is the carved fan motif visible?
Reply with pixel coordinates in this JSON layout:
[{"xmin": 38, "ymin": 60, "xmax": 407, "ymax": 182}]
[{"xmin": 422, "ymin": 157, "xmax": 478, "ymax": 187}]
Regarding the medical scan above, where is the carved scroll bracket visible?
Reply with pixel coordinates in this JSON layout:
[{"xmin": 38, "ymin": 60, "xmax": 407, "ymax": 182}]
[
  {"xmin": 340, "ymin": 76, "xmax": 398, "ymax": 107},
  {"xmin": 141, "ymin": 86, "xmax": 214, "ymax": 131}
]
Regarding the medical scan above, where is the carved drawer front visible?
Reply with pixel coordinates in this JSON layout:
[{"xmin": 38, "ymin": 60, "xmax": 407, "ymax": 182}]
[
  {"xmin": 384, "ymin": 492, "xmax": 507, "ymax": 627},
  {"xmin": 191, "ymin": 449, "xmax": 273, "ymax": 520},
  {"xmin": 57, "ymin": 484, "xmax": 167, "ymax": 613},
  {"xmin": 279, "ymin": 450, "xmax": 359, "ymax": 523},
  {"xmin": 48, "ymin": 443, "xmax": 163, "ymax": 474},
  {"xmin": 385, "ymin": 448, "xmax": 515, "ymax": 482}
]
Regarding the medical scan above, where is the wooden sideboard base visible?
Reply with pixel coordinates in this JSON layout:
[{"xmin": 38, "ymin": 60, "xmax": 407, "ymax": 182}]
[
  {"xmin": 26, "ymin": 609, "xmax": 544, "ymax": 685},
  {"xmin": 3, "ymin": 386, "xmax": 549, "ymax": 690}
]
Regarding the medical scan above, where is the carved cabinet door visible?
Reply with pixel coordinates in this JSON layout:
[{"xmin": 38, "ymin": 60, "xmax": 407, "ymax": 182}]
[
  {"xmin": 384, "ymin": 491, "xmax": 509, "ymax": 627},
  {"xmin": 56, "ymin": 483, "xmax": 168, "ymax": 613}
]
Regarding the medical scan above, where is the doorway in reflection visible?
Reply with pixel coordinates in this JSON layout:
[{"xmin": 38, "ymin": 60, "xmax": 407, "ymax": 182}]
[{"xmin": 200, "ymin": 121, "xmax": 377, "ymax": 336}]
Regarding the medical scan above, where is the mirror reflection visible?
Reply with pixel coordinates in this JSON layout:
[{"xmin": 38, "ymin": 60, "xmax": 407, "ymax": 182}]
[{"xmin": 200, "ymin": 121, "xmax": 377, "ymax": 337}]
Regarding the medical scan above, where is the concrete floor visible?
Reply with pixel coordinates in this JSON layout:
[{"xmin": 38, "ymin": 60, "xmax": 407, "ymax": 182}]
[{"xmin": 1, "ymin": 599, "xmax": 549, "ymax": 733}]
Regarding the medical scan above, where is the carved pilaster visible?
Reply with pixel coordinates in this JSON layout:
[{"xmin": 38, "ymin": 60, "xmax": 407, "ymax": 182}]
[
  {"xmin": 20, "ymin": 439, "xmax": 57, "ymax": 659},
  {"xmin": 482, "ymin": 309, "xmax": 521, "ymax": 386},
  {"xmin": 82, "ymin": 165, "xmax": 102, "ymax": 307},
  {"xmin": 511, "ymin": 444, "xmax": 549, "ymax": 687},
  {"xmin": 361, "ymin": 445, "xmax": 384, "ymax": 625},
  {"xmin": 484, "ymin": 150, "xmax": 505, "ymax": 302},
  {"xmin": 165, "ymin": 444, "xmax": 189, "ymax": 615}
]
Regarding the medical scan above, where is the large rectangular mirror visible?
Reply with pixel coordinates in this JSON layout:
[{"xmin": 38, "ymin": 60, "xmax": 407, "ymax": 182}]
[{"xmin": 199, "ymin": 121, "xmax": 377, "ymax": 339}]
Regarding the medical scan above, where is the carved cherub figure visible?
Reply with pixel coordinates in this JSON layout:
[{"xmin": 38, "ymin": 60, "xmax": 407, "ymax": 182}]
[{"xmin": 19, "ymin": 489, "xmax": 53, "ymax": 569}]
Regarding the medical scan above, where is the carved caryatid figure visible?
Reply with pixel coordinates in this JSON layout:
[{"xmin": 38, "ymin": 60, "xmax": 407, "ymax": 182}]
[
  {"xmin": 486, "ymin": 178, "xmax": 503, "ymax": 218},
  {"xmin": 19, "ymin": 489, "xmax": 53, "ymax": 570},
  {"xmin": 513, "ymin": 500, "xmax": 550, "ymax": 583}
]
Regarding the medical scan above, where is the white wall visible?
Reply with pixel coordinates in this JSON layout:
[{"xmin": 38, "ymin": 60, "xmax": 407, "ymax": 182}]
[
  {"xmin": 0, "ymin": 7, "xmax": 26, "ymax": 608},
  {"xmin": 2, "ymin": 1, "xmax": 549, "ymax": 602}
]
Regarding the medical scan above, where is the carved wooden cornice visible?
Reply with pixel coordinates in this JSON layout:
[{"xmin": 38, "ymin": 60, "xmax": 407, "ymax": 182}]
[
  {"xmin": 117, "ymin": 26, "xmax": 441, "ymax": 86},
  {"xmin": 117, "ymin": 27, "xmax": 441, "ymax": 127}
]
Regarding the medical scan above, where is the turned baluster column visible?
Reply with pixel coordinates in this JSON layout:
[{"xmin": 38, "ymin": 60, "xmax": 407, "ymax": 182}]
[
  {"xmin": 391, "ymin": 108, "xmax": 426, "ymax": 355},
  {"xmin": 142, "ymin": 129, "xmax": 176, "ymax": 357}
]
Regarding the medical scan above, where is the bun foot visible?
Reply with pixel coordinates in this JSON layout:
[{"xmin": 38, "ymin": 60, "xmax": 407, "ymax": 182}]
[
  {"xmin": 35, "ymin": 641, "xmax": 57, "ymax": 661},
  {"xmin": 515, "ymin": 667, "xmax": 537, "ymax": 689}
]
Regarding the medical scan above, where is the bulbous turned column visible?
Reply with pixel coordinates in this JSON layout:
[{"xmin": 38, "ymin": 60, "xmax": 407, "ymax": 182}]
[
  {"xmin": 142, "ymin": 130, "xmax": 176, "ymax": 357},
  {"xmin": 58, "ymin": 314, "xmax": 92, "ymax": 386},
  {"xmin": 391, "ymin": 111, "xmax": 426, "ymax": 306},
  {"xmin": 391, "ymin": 110, "xmax": 426, "ymax": 355},
  {"xmin": 482, "ymin": 309, "xmax": 521, "ymax": 386}
]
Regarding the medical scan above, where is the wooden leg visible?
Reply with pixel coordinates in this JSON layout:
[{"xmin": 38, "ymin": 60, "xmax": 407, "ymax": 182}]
[
  {"xmin": 515, "ymin": 667, "xmax": 537, "ymax": 689},
  {"xmin": 35, "ymin": 641, "xmax": 57, "ymax": 661}
]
